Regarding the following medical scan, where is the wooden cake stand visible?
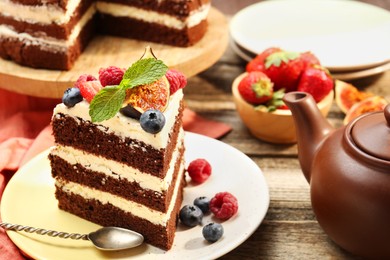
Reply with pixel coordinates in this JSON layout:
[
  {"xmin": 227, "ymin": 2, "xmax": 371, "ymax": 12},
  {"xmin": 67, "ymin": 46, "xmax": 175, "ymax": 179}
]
[{"xmin": 0, "ymin": 8, "xmax": 228, "ymax": 98}]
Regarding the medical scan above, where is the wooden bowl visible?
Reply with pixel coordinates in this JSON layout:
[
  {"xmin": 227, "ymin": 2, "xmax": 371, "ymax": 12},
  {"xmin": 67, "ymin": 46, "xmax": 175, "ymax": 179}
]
[{"xmin": 232, "ymin": 72, "xmax": 334, "ymax": 144}]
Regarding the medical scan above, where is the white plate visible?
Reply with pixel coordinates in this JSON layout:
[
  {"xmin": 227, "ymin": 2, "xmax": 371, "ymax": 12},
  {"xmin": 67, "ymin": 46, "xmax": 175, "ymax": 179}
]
[
  {"xmin": 230, "ymin": 0, "xmax": 390, "ymax": 71},
  {"xmin": 332, "ymin": 61, "xmax": 390, "ymax": 80},
  {"xmin": 0, "ymin": 132, "xmax": 269, "ymax": 260},
  {"xmin": 230, "ymin": 39, "xmax": 255, "ymax": 62}
]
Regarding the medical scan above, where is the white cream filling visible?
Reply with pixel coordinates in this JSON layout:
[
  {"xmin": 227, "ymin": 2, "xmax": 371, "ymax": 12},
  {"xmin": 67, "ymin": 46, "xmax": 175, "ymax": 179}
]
[
  {"xmin": 0, "ymin": 0, "xmax": 85, "ymax": 25},
  {"xmin": 1, "ymin": 1, "xmax": 210, "ymax": 29},
  {"xmin": 96, "ymin": 2, "xmax": 211, "ymax": 30},
  {"xmin": 0, "ymin": 6, "xmax": 95, "ymax": 51},
  {"xmin": 56, "ymin": 160, "xmax": 185, "ymax": 226},
  {"xmin": 53, "ymin": 90, "xmax": 183, "ymax": 150},
  {"xmin": 50, "ymin": 129, "xmax": 184, "ymax": 192}
]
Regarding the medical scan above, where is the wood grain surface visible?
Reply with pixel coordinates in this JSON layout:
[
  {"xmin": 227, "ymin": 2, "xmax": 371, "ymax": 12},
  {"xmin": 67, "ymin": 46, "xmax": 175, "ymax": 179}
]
[{"xmin": 0, "ymin": 7, "xmax": 228, "ymax": 98}]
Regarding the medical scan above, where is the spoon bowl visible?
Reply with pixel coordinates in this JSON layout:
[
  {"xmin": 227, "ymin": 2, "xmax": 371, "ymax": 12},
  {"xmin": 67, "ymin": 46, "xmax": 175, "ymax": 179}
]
[
  {"xmin": 0, "ymin": 222, "xmax": 144, "ymax": 251},
  {"xmin": 88, "ymin": 226, "xmax": 144, "ymax": 251}
]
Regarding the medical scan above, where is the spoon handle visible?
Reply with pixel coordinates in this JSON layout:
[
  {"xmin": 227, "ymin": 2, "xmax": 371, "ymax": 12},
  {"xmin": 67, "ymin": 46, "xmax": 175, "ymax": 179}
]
[{"xmin": 0, "ymin": 222, "xmax": 89, "ymax": 241}]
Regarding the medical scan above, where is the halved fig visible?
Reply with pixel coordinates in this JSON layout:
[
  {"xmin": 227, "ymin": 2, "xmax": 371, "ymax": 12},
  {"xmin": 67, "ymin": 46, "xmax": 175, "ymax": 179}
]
[
  {"xmin": 124, "ymin": 76, "xmax": 170, "ymax": 114},
  {"xmin": 343, "ymin": 96, "xmax": 388, "ymax": 125},
  {"xmin": 335, "ymin": 80, "xmax": 373, "ymax": 114}
]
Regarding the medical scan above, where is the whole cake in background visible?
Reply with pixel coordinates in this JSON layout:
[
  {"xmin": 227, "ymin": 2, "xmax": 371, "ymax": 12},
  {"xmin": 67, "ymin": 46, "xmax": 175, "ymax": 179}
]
[
  {"xmin": 0, "ymin": 0, "xmax": 211, "ymax": 70},
  {"xmin": 48, "ymin": 47, "xmax": 187, "ymax": 250}
]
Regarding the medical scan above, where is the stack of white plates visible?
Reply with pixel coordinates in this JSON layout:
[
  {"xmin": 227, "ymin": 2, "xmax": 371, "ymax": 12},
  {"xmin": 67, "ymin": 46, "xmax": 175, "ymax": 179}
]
[{"xmin": 229, "ymin": 0, "xmax": 390, "ymax": 80}]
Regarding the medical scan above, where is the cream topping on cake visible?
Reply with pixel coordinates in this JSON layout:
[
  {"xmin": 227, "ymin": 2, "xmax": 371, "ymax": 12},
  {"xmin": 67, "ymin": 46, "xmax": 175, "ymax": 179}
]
[
  {"xmin": 96, "ymin": 2, "xmax": 211, "ymax": 30},
  {"xmin": 53, "ymin": 90, "xmax": 183, "ymax": 149},
  {"xmin": 0, "ymin": 6, "xmax": 95, "ymax": 51},
  {"xmin": 0, "ymin": 0, "xmax": 85, "ymax": 25},
  {"xmin": 55, "ymin": 160, "xmax": 185, "ymax": 226},
  {"xmin": 50, "ymin": 130, "xmax": 184, "ymax": 192}
]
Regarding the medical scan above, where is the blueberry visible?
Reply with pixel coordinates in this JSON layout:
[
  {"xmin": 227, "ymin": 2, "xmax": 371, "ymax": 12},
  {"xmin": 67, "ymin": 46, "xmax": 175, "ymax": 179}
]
[
  {"xmin": 62, "ymin": 87, "xmax": 83, "ymax": 107},
  {"xmin": 202, "ymin": 223, "xmax": 224, "ymax": 243},
  {"xmin": 179, "ymin": 205, "xmax": 203, "ymax": 227},
  {"xmin": 194, "ymin": 196, "xmax": 210, "ymax": 214},
  {"xmin": 140, "ymin": 109, "xmax": 166, "ymax": 134}
]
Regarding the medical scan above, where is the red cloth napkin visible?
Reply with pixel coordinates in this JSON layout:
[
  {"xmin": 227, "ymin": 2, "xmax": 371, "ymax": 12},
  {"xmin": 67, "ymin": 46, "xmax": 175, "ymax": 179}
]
[{"xmin": 0, "ymin": 88, "xmax": 231, "ymax": 258}]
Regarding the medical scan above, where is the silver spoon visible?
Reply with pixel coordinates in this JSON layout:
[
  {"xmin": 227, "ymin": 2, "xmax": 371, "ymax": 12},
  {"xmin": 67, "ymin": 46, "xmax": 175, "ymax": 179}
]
[{"xmin": 0, "ymin": 222, "xmax": 144, "ymax": 251}]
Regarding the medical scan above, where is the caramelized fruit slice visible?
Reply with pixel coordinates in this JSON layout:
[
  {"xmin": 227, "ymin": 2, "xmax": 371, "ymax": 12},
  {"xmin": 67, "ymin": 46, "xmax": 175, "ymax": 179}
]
[
  {"xmin": 124, "ymin": 76, "xmax": 170, "ymax": 113},
  {"xmin": 335, "ymin": 80, "xmax": 373, "ymax": 114},
  {"xmin": 343, "ymin": 96, "xmax": 388, "ymax": 125}
]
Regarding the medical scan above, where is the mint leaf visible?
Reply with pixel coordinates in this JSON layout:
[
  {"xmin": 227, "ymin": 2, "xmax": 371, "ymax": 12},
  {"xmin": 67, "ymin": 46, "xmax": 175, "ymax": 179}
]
[
  {"xmin": 89, "ymin": 86, "xmax": 126, "ymax": 122},
  {"xmin": 121, "ymin": 58, "xmax": 168, "ymax": 89}
]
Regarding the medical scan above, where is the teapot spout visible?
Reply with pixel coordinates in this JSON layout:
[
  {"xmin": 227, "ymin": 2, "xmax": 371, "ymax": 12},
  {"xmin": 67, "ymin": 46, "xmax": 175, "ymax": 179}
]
[{"xmin": 283, "ymin": 92, "xmax": 334, "ymax": 182}]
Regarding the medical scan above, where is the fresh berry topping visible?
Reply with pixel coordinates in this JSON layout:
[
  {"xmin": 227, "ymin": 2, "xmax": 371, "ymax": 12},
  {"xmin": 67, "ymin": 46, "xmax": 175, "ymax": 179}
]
[
  {"xmin": 246, "ymin": 47, "xmax": 282, "ymax": 72},
  {"xmin": 264, "ymin": 50, "xmax": 304, "ymax": 92},
  {"xmin": 187, "ymin": 158, "xmax": 212, "ymax": 184},
  {"xmin": 202, "ymin": 223, "xmax": 224, "ymax": 243},
  {"xmin": 297, "ymin": 65, "xmax": 333, "ymax": 103},
  {"xmin": 62, "ymin": 87, "xmax": 83, "ymax": 107},
  {"xmin": 99, "ymin": 66, "xmax": 125, "ymax": 87},
  {"xmin": 194, "ymin": 196, "xmax": 211, "ymax": 214},
  {"xmin": 165, "ymin": 69, "xmax": 187, "ymax": 95},
  {"xmin": 140, "ymin": 109, "xmax": 166, "ymax": 134},
  {"xmin": 74, "ymin": 74, "xmax": 97, "ymax": 89},
  {"xmin": 78, "ymin": 80, "xmax": 103, "ymax": 103},
  {"xmin": 238, "ymin": 71, "xmax": 274, "ymax": 105},
  {"xmin": 179, "ymin": 205, "xmax": 203, "ymax": 227},
  {"xmin": 210, "ymin": 192, "xmax": 238, "ymax": 220}
]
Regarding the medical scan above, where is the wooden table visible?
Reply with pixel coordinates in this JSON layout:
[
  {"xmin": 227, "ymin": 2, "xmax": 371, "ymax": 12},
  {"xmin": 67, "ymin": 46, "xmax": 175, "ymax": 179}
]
[{"xmin": 184, "ymin": 0, "xmax": 390, "ymax": 258}]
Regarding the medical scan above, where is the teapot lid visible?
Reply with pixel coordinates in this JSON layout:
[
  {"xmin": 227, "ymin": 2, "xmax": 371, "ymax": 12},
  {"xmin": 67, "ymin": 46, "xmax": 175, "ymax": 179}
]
[{"xmin": 350, "ymin": 104, "xmax": 390, "ymax": 161}]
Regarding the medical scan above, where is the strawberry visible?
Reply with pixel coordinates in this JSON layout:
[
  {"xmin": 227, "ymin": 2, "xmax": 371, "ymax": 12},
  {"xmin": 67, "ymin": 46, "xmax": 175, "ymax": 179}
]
[
  {"xmin": 277, "ymin": 104, "xmax": 289, "ymax": 110},
  {"xmin": 263, "ymin": 50, "xmax": 305, "ymax": 92},
  {"xmin": 78, "ymin": 80, "xmax": 103, "ymax": 103},
  {"xmin": 238, "ymin": 71, "xmax": 274, "ymax": 105},
  {"xmin": 300, "ymin": 51, "xmax": 321, "ymax": 70},
  {"xmin": 297, "ymin": 65, "xmax": 334, "ymax": 103},
  {"xmin": 246, "ymin": 47, "xmax": 282, "ymax": 73}
]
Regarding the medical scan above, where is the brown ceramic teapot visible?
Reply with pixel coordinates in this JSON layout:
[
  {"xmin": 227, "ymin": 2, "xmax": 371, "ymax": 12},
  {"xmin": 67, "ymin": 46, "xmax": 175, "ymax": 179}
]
[{"xmin": 283, "ymin": 92, "xmax": 390, "ymax": 258}]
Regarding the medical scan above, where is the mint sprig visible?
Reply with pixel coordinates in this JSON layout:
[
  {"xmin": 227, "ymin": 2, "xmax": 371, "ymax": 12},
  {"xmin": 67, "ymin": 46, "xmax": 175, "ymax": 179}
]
[{"xmin": 89, "ymin": 58, "xmax": 168, "ymax": 122}]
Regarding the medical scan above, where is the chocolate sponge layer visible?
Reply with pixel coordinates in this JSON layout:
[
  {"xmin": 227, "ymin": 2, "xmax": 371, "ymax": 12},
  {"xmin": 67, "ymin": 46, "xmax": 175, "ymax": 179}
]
[
  {"xmin": 97, "ymin": 14, "xmax": 208, "ymax": 47},
  {"xmin": 54, "ymin": 170, "xmax": 186, "ymax": 250}
]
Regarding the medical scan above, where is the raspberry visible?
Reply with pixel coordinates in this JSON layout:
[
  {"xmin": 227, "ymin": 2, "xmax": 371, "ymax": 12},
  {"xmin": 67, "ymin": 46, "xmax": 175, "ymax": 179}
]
[
  {"xmin": 99, "ymin": 66, "xmax": 125, "ymax": 87},
  {"xmin": 78, "ymin": 80, "xmax": 103, "ymax": 103},
  {"xmin": 187, "ymin": 158, "xmax": 212, "ymax": 184},
  {"xmin": 74, "ymin": 74, "xmax": 97, "ymax": 89},
  {"xmin": 210, "ymin": 192, "xmax": 238, "ymax": 220},
  {"xmin": 165, "ymin": 69, "xmax": 187, "ymax": 95}
]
